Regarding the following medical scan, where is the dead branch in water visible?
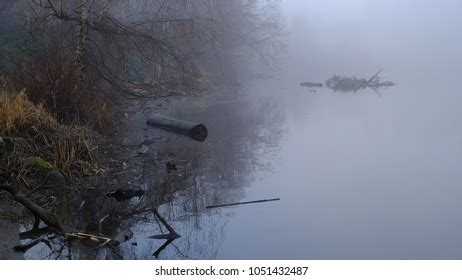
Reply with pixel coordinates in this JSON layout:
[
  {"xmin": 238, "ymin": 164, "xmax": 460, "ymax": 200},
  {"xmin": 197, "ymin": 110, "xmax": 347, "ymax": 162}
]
[
  {"xmin": 151, "ymin": 208, "xmax": 181, "ymax": 240},
  {"xmin": 14, "ymin": 237, "xmax": 52, "ymax": 253},
  {"xmin": 206, "ymin": 198, "xmax": 281, "ymax": 209},
  {"xmin": 150, "ymin": 208, "xmax": 181, "ymax": 258},
  {"xmin": 0, "ymin": 183, "xmax": 61, "ymax": 230},
  {"xmin": 325, "ymin": 69, "xmax": 395, "ymax": 93},
  {"xmin": 66, "ymin": 232, "xmax": 112, "ymax": 246},
  {"xmin": 368, "ymin": 69, "xmax": 383, "ymax": 83},
  {"xmin": 152, "ymin": 238, "xmax": 175, "ymax": 259}
]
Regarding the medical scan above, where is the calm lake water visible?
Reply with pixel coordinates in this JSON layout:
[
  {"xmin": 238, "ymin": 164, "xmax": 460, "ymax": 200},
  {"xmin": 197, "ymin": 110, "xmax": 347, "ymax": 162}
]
[
  {"xmin": 139, "ymin": 0, "xmax": 462, "ymax": 258},
  {"xmin": 142, "ymin": 72, "xmax": 462, "ymax": 259},
  {"xmin": 16, "ymin": 0, "xmax": 462, "ymax": 259},
  {"xmin": 20, "ymin": 58, "xmax": 462, "ymax": 260}
]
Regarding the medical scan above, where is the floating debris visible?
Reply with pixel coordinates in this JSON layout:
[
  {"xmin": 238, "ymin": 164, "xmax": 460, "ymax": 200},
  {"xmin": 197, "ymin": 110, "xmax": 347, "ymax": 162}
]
[
  {"xmin": 325, "ymin": 69, "xmax": 395, "ymax": 93},
  {"xmin": 300, "ymin": 82, "xmax": 323, "ymax": 88},
  {"xmin": 66, "ymin": 232, "xmax": 113, "ymax": 246},
  {"xmin": 300, "ymin": 69, "xmax": 396, "ymax": 94},
  {"xmin": 66, "ymin": 230, "xmax": 133, "ymax": 246}
]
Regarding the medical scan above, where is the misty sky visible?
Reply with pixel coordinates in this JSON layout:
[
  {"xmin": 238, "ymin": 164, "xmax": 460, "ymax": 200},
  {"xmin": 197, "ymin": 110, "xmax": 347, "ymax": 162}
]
[{"xmin": 282, "ymin": 0, "xmax": 462, "ymax": 82}]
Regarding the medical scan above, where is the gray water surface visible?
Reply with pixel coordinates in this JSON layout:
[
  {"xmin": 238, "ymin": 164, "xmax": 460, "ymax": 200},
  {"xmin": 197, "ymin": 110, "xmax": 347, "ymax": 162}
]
[
  {"xmin": 126, "ymin": 70, "xmax": 462, "ymax": 259},
  {"xmin": 148, "ymin": 0, "xmax": 462, "ymax": 259},
  {"xmin": 17, "ymin": 0, "xmax": 462, "ymax": 259}
]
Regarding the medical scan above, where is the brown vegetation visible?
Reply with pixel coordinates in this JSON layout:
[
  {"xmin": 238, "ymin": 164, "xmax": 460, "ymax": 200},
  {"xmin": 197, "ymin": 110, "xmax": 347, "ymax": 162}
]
[{"xmin": 0, "ymin": 89, "xmax": 95, "ymax": 192}]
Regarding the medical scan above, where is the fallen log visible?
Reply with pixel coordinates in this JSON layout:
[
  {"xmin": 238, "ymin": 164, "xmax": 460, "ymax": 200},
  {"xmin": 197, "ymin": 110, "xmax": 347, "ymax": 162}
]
[
  {"xmin": 206, "ymin": 198, "xmax": 280, "ymax": 209},
  {"xmin": 146, "ymin": 114, "xmax": 208, "ymax": 142},
  {"xmin": 300, "ymin": 82, "xmax": 323, "ymax": 88}
]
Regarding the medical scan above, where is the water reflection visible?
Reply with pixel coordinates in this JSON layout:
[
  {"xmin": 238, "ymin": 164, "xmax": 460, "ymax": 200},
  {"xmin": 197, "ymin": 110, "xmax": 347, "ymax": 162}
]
[
  {"xmin": 20, "ymin": 89, "xmax": 287, "ymax": 259},
  {"xmin": 300, "ymin": 70, "xmax": 396, "ymax": 95}
]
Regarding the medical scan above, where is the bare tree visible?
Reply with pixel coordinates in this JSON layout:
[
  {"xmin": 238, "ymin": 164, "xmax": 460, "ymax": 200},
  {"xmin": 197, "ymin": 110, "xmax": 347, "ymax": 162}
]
[{"xmin": 2, "ymin": 0, "xmax": 283, "ymax": 123}]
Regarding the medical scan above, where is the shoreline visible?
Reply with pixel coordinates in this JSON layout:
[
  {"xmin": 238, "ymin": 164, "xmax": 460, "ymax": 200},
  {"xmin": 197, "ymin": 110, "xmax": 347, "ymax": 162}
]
[{"xmin": 0, "ymin": 88, "xmax": 219, "ymax": 259}]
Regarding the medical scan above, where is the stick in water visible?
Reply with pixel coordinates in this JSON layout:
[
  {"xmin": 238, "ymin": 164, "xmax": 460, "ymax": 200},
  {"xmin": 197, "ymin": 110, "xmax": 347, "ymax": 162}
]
[{"xmin": 206, "ymin": 198, "xmax": 280, "ymax": 209}]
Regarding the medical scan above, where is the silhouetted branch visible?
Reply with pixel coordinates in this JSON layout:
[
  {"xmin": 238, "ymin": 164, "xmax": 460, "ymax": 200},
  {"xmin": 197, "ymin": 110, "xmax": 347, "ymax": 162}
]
[
  {"xmin": 206, "ymin": 198, "xmax": 280, "ymax": 209},
  {"xmin": 0, "ymin": 184, "xmax": 61, "ymax": 230}
]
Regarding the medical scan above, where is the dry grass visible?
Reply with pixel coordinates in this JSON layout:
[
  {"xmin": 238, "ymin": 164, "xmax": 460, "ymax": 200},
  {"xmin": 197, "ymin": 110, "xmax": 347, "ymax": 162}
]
[
  {"xmin": 52, "ymin": 126, "xmax": 95, "ymax": 172},
  {"xmin": 0, "ymin": 89, "xmax": 59, "ymax": 136},
  {"xmin": 0, "ymin": 89, "xmax": 96, "ymax": 191}
]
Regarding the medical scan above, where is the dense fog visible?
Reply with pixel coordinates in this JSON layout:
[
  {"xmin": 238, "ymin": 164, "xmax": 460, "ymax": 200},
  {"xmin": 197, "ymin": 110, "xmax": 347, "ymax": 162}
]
[{"xmin": 2, "ymin": 0, "xmax": 462, "ymax": 260}]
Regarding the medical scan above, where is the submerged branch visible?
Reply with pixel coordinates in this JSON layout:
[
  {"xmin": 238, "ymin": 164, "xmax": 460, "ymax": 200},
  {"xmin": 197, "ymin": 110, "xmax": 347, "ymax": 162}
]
[{"xmin": 0, "ymin": 184, "xmax": 61, "ymax": 230}]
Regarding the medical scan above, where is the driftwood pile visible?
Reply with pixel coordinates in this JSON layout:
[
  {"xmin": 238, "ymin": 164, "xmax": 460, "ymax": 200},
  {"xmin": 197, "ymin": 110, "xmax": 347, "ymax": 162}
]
[
  {"xmin": 325, "ymin": 69, "xmax": 395, "ymax": 93},
  {"xmin": 300, "ymin": 69, "xmax": 396, "ymax": 94}
]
